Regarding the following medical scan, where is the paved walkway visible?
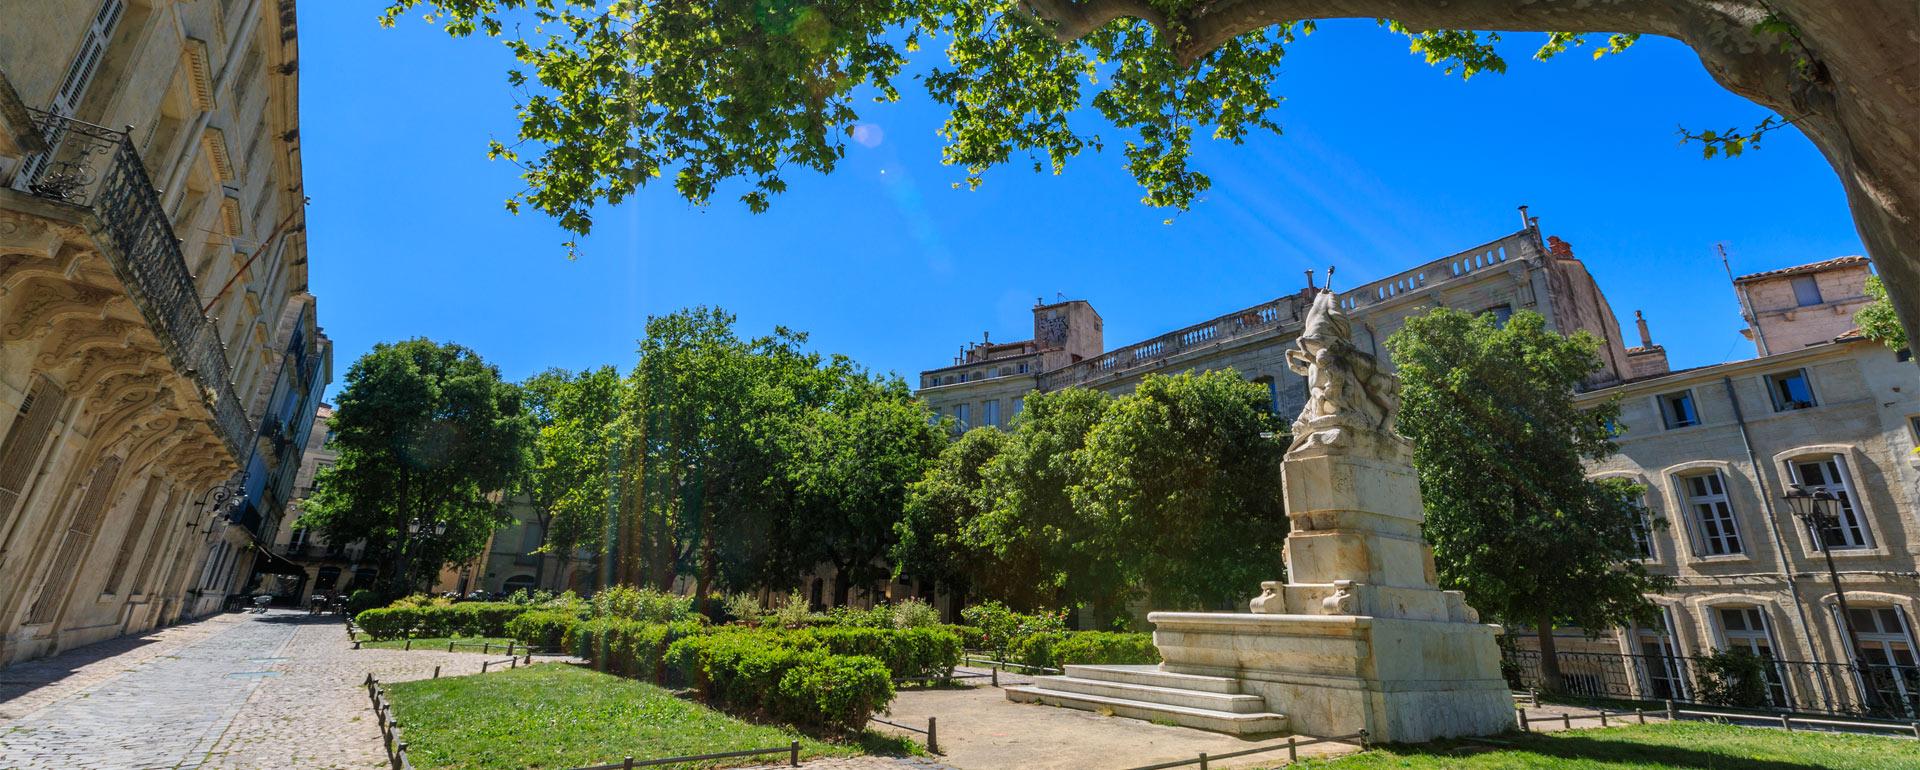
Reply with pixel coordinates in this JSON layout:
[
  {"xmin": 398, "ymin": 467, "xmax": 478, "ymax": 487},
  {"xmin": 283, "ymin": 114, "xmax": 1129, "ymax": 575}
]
[{"xmin": 0, "ymin": 610, "xmax": 502, "ymax": 769}]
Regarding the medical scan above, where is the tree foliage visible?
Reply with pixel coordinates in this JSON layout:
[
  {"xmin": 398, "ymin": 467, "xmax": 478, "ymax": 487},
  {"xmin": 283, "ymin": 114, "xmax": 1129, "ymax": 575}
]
[
  {"xmin": 300, "ymin": 339, "xmax": 531, "ymax": 596},
  {"xmin": 1073, "ymin": 370, "xmax": 1286, "ymax": 611},
  {"xmin": 521, "ymin": 365, "xmax": 625, "ymax": 589},
  {"xmin": 1855, "ymin": 274, "xmax": 1907, "ymax": 351},
  {"xmin": 1385, "ymin": 308, "xmax": 1670, "ymax": 688},
  {"xmin": 892, "ymin": 371, "xmax": 1287, "ymax": 625}
]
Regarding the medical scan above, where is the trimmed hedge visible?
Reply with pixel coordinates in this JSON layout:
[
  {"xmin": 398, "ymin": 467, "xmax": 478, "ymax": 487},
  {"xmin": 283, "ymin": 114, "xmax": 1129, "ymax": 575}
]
[
  {"xmin": 567, "ymin": 618, "xmax": 707, "ymax": 682},
  {"xmin": 354, "ymin": 602, "xmax": 533, "ymax": 641},
  {"xmin": 504, "ymin": 609, "xmax": 584, "ymax": 651},
  {"xmin": 1009, "ymin": 631, "xmax": 1160, "ymax": 671},
  {"xmin": 668, "ymin": 632, "xmax": 892, "ymax": 733},
  {"xmin": 798, "ymin": 626, "xmax": 962, "ymax": 681}
]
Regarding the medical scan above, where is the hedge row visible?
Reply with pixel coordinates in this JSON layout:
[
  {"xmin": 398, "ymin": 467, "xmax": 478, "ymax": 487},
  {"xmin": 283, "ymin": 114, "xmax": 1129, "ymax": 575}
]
[
  {"xmin": 355, "ymin": 602, "xmax": 532, "ymax": 640},
  {"xmin": 566, "ymin": 618, "xmax": 708, "ymax": 681},
  {"xmin": 796, "ymin": 626, "xmax": 962, "ymax": 681},
  {"xmin": 1009, "ymin": 631, "xmax": 1160, "ymax": 671},
  {"xmin": 667, "ymin": 631, "xmax": 893, "ymax": 733}
]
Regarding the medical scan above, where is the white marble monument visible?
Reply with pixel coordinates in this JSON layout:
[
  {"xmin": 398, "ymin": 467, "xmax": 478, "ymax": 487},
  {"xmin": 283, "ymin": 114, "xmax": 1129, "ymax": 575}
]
[{"xmin": 1009, "ymin": 289, "xmax": 1515, "ymax": 742}]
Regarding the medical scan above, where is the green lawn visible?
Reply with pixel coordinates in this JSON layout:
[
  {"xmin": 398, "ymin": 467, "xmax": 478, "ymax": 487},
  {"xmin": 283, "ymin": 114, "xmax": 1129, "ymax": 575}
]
[
  {"xmin": 1289, "ymin": 722, "xmax": 1920, "ymax": 769},
  {"xmin": 355, "ymin": 635, "xmax": 518, "ymax": 651},
  {"xmin": 383, "ymin": 663, "xmax": 893, "ymax": 770}
]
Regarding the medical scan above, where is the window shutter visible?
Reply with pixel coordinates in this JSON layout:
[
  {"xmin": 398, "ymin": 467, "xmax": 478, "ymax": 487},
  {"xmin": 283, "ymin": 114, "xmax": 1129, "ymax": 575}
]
[
  {"xmin": 0, "ymin": 378, "xmax": 68, "ymax": 536},
  {"xmin": 25, "ymin": 455, "xmax": 124, "ymax": 623},
  {"xmin": 14, "ymin": 0, "xmax": 126, "ymax": 188}
]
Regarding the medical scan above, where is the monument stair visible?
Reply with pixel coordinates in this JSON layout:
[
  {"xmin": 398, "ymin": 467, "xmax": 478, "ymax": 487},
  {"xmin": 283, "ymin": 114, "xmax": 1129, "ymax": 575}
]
[{"xmin": 1004, "ymin": 664, "xmax": 1289, "ymax": 735}]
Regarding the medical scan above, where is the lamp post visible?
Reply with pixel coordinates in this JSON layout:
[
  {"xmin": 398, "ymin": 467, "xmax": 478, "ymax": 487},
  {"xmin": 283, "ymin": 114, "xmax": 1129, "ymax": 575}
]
[
  {"xmin": 401, "ymin": 519, "xmax": 448, "ymax": 593},
  {"xmin": 1784, "ymin": 484, "xmax": 1880, "ymax": 711}
]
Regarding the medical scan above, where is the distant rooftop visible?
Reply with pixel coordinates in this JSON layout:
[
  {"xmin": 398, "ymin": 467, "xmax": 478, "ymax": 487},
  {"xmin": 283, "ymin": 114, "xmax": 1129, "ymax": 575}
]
[{"xmin": 1733, "ymin": 255, "xmax": 1869, "ymax": 283}]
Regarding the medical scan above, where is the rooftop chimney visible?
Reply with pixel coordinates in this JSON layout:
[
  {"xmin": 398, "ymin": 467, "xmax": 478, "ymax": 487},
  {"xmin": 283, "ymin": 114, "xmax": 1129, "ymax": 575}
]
[
  {"xmin": 983, "ymin": 331, "xmax": 990, "ymax": 344},
  {"xmin": 1635, "ymin": 310, "xmax": 1653, "ymax": 348}
]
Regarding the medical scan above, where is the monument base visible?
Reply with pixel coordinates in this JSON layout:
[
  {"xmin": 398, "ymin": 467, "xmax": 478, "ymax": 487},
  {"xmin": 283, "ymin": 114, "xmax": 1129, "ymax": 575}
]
[{"xmin": 1149, "ymin": 611, "xmax": 1514, "ymax": 743}]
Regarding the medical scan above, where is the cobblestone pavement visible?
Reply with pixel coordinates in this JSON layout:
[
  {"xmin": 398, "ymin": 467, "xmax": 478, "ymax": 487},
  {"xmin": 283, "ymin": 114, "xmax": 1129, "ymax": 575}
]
[{"xmin": 0, "ymin": 610, "xmax": 514, "ymax": 770}]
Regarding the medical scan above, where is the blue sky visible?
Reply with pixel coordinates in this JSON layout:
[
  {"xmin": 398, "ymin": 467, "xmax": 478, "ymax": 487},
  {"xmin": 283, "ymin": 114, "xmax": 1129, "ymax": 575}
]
[{"xmin": 301, "ymin": 5, "xmax": 1866, "ymax": 393}]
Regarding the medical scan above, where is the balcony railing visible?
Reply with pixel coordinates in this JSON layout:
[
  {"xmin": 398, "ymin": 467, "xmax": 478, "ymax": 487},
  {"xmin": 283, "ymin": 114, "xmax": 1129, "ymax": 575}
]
[
  {"xmin": 1034, "ymin": 229, "xmax": 1542, "ymax": 390},
  {"xmin": 18, "ymin": 110, "xmax": 252, "ymax": 460}
]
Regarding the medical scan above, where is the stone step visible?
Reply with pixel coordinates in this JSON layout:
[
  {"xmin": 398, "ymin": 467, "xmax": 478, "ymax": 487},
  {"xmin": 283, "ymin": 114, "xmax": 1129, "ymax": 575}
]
[
  {"xmin": 1034, "ymin": 675, "xmax": 1270, "ymax": 713},
  {"xmin": 1006, "ymin": 685, "xmax": 1290, "ymax": 736},
  {"xmin": 1063, "ymin": 664, "xmax": 1243, "ymax": 694}
]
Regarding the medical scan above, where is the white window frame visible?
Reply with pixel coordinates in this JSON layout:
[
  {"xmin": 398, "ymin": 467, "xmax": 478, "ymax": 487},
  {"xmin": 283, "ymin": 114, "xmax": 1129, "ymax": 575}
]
[
  {"xmin": 1765, "ymin": 368, "xmax": 1818, "ymax": 412},
  {"xmin": 1680, "ymin": 470, "xmax": 1743, "ymax": 557},
  {"xmin": 1658, "ymin": 389, "xmax": 1701, "ymax": 429},
  {"xmin": 1633, "ymin": 606, "xmax": 1690, "ymax": 701},
  {"xmin": 1786, "ymin": 454, "xmax": 1871, "ymax": 550},
  {"xmin": 1714, "ymin": 605, "xmax": 1792, "ymax": 707},
  {"xmin": 1843, "ymin": 605, "xmax": 1920, "ymax": 713}
]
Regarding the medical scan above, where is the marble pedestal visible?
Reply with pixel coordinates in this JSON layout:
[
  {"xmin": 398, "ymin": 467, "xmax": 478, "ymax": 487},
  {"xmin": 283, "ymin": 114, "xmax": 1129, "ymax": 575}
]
[{"xmin": 1149, "ymin": 426, "xmax": 1513, "ymax": 743}]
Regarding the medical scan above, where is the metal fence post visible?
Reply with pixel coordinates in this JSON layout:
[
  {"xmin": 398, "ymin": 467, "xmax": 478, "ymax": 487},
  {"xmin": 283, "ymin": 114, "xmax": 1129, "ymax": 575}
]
[
  {"xmin": 404, "ymin": 638, "xmax": 411, "ymax": 651},
  {"xmin": 623, "ymin": 757, "xmax": 633, "ymax": 770},
  {"xmin": 481, "ymin": 660, "xmax": 490, "ymax": 673},
  {"xmin": 790, "ymin": 739, "xmax": 800, "ymax": 766},
  {"xmin": 1197, "ymin": 752, "xmax": 1208, "ymax": 769},
  {"xmin": 1530, "ymin": 688, "xmax": 1540, "ymax": 707},
  {"xmin": 1636, "ymin": 708, "xmax": 1646, "ymax": 724},
  {"xmin": 1516, "ymin": 707, "xmax": 1528, "ymax": 732},
  {"xmin": 1780, "ymin": 714, "xmax": 1792, "ymax": 731},
  {"xmin": 927, "ymin": 716, "xmax": 938, "ymax": 754},
  {"xmin": 1287, "ymin": 736, "xmax": 1297, "ymax": 762},
  {"xmin": 1665, "ymin": 699, "xmax": 1677, "ymax": 721},
  {"xmin": 510, "ymin": 656, "xmax": 518, "ymax": 669},
  {"xmin": 1910, "ymin": 721, "xmax": 1919, "ymax": 739},
  {"xmin": 1599, "ymin": 710, "xmax": 1608, "ymax": 727},
  {"xmin": 449, "ymin": 640, "xmax": 455, "ymax": 652},
  {"xmin": 1561, "ymin": 712, "xmax": 1571, "ymax": 730},
  {"xmin": 432, "ymin": 665, "xmax": 440, "ymax": 679}
]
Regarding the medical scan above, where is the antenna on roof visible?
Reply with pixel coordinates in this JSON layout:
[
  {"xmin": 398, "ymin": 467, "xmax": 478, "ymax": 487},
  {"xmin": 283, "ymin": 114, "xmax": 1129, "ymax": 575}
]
[
  {"xmin": 1056, "ymin": 291, "xmax": 1066, "ymax": 303},
  {"xmin": 1719, "ymin": 242, "xmax": 1770, "ymax": 357}
]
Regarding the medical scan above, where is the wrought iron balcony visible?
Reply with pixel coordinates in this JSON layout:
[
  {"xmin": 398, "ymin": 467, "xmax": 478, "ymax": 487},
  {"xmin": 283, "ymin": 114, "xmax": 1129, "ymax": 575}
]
[{"xmin": 16, "ymin": 110, "xmax": 252, "ymax": 460}]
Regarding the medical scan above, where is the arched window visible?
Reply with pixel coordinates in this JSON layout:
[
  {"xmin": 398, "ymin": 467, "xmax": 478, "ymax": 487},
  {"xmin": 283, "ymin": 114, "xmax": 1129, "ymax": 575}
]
[
  {"xmin": 1842, "ymin": 605, "xmax": 1919, "ymax": 712},
  {"xmin": 1785, "ymin": 454, "xmax": 1871, "ymax": 550},
  {"xmin": 1712, "ymin": 605, "xmax": 1790, "ymax": 706},
  {"xmin": 1677, "ymin": 470, "xmax": 1742, "ymax": 556}
]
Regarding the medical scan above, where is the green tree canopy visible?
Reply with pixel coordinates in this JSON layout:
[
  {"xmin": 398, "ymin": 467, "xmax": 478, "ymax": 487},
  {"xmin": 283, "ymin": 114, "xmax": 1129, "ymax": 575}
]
[
  {"xmin": 1074, "ymin": 370, "xmax": 1287, "ymax": 612},
  {"xmin": 893, "ymin": 426, "xmax": 1012, "ymax": 609},
  {"xmin": 299, "ymin": 338, "xmax": 530, "ymax": 596},
  {"xmin": 521, "ymin": 365, "xmax": 625, "ymax": 589},
  {"xmin": 970, "ymin": 386, "xmax": 1122, "ymax": 617},
  {"xmin": 1385, "ymin": 308, "xmax": 1670, "ymax": 691},
  {"xmin": 1854, "ymin": 274, "xmax": 1907, "ymax": 352},
  {"xmin": 375, "ymin": 0, "xmax": 1920, "ymax": 359}
]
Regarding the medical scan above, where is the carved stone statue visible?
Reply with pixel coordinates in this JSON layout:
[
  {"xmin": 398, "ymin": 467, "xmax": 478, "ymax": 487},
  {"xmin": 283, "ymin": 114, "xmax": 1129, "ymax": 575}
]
[{"xmin": 1285, "ymin": 289, "xmax": 1399, "ymax": 453}]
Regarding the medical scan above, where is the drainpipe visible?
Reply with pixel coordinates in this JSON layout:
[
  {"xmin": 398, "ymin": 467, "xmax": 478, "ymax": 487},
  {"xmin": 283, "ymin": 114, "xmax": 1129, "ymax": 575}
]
[{"xmin": 1722, "ymin": 375, "xmax": 1836, "ymax": 709}]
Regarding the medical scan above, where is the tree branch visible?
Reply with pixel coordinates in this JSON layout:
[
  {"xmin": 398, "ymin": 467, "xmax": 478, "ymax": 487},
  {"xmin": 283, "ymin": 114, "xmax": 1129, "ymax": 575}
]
[{"xmin": 1021, "ymin": 0, "xmax": 1169, "ymax": 41}]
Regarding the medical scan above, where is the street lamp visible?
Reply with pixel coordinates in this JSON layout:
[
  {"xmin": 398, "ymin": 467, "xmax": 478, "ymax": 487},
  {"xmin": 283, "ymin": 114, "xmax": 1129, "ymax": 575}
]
[{"xmin": 1785, "ymin": 483, "xmax": 1880, "ymax": 710}]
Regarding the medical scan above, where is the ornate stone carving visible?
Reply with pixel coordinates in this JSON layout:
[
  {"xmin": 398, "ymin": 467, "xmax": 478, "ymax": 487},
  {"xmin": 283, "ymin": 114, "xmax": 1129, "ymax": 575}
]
[
  {"xmin": 1320, "ymin": 580, "xmax": 1358, "ymax": 614},
  {"xmin": 1284, "ymin": 290, "xmax": 1401, "ymax": 454}
]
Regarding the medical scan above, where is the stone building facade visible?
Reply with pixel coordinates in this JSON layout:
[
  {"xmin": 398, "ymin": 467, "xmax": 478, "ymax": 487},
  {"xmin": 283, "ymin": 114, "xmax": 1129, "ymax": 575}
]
[
  {"xmin": 1550, "ymin": 256, "xmax": 1920, "ymax": 716},
  {"xmin": 0, "ymin": 0, "xmax": 329, "ymax": 665},
  {"xmin": 919, "ymin": 223, "xmax": 1633, "ymax": 431}
]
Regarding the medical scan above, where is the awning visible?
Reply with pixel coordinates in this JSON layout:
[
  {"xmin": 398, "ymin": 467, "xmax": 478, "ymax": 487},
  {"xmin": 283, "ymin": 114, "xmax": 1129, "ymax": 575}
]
[{"xmin": 249, "ymin": 543, "xmax": 307, "ymax": 577}]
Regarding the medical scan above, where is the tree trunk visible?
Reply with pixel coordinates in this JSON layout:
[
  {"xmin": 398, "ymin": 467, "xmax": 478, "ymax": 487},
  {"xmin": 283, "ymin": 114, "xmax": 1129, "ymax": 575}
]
[
  {"xmin": 1536, "ymin": 614, "xmax": 1565, "ymax": 694},
  {"xmin": 833, "ymin": 564, "xmax": 852, "ymax": 608}
]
